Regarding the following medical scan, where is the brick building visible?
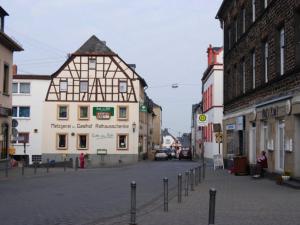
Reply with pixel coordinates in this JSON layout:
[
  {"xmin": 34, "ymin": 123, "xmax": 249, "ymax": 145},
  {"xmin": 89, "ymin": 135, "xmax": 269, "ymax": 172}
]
[{"xmin": 216, "ymin": 0, "xmax": 300, "ymax": 176}]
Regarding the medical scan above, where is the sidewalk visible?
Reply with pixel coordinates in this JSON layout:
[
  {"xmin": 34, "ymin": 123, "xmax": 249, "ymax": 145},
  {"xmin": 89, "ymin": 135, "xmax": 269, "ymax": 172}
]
[{"xmin": 133, "ymin": 168, "xmax": 300, "ymax": 225}]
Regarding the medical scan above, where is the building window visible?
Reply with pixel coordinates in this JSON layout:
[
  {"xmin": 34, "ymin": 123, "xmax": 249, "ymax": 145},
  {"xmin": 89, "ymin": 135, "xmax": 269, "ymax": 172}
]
[
  {"xmin": 14, "ymin": 132, "xmax": 29, "ymax": 144},
  {"xmin": 252, "ymin": 0, "xmax": 256, "ymax": 22},
  {"xmin": 264, "ymin": 0, "xmax": 268, "ymax": 8},
  {"xmin": 60, "ymin": 80, "xmax": 68, "ymax": 92},
  {"xmin": 279, "ymin": 27, "xmax": 285, "ymax": 75},
  {"xmin": 20, "ymin": 83, "xmax": 30, "ymax": 94},
  {"xmin": 242, "ymin": 8, "xmax": 246, "ymax": 33},
  {"xmin": 77, "ymin": 134, "xmax": 88, "ymax": 149},
  {"xmin": 12, "ymin": 83, "xmax": 18, "ymax": 93},
  {"xmin": 263, "ymin": 42, "xmax": 269, "ymax": 83},
  {"xmin": 78, "ymin": 106, "xmax": 89, "ymax": 120},
  {"xmin": 262, "ymin": 121, "xmax": 268, "ymax": 151},
  {"xmin": 12, "ymin": 106, "xmax": 30, "ymax": 118},
  {"xmin": 89, "ymin": 58, "xmax": 96, "ymax": 69},
  {"xmin": 119, "ymin": 81, "xmax": 127, "ymax": 93},
  {"xmin": 58, "ymin": 105, "xmax": 68, "ymax": 120},
  {"xmin": 80, "ymin": 80, "xmax": 88, "ymax": 92},
  {"xmin": 242, "ymin": 59, "xmax": 246, "ymax": 94},
  {"xmin": 117, "ymin": 134, "xmax": 128, "ymax": 150},
  {"xmin": 118, "ymin": 106, "xmax": 128, "ymax": 120},
  {"xmin": 252, "ymin": 50, "xmax": 256, "ymax": 89},
  {"xmin": 3, "ymin": 64, "xmax": 9, "ymax": 95},
  {"xmin": 57, "ymin": 134, "xmax": 67, "ymax": 149}
]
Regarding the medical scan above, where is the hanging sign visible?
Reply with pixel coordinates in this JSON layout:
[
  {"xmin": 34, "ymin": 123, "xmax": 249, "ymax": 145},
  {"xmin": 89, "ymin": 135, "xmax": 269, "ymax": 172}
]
[
  {"xmin": 140, "ymin": 104, "xmax": 147, "ymax": 112},
  {"xmin": 197, "ymin": 114, "xmax": 208, "ymax": 126}
]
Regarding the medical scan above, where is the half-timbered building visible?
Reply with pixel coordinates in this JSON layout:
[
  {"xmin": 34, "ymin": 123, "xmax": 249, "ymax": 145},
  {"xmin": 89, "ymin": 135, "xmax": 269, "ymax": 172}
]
[{"xmin": 42, "ymin": 35, "xmax": 149, "ymax": 166}]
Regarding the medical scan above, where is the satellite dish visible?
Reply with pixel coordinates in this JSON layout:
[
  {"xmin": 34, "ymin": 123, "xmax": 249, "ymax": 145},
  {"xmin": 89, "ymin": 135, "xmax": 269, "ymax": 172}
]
[{"xmin": 12, "ymin": 119, "xmax": 18, "ymax": 128}]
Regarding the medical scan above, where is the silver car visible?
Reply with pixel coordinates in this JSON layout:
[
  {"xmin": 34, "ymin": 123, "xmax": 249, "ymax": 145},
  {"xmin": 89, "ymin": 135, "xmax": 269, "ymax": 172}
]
[{"xmin": 154, "ymin": 150, "xmax": 168, "ymax": 160}]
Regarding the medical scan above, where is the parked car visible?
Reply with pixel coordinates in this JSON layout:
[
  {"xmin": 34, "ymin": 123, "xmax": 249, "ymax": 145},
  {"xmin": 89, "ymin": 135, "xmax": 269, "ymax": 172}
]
[
  {"xmin": 154, "ymin": 150, "xmax": 169, "ymax": 160},
  {"xmin": 179, "ymin": 148, "xmax": 192, "ymax": 160},
  {"xmin": 164, "ymin": 148, "xmax": 176, "ymax": 159}
]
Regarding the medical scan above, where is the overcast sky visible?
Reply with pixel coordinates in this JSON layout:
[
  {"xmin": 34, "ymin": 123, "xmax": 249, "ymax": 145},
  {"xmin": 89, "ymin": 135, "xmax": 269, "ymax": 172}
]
[{"xmin": 2, "ymin": 0, "xmax": 223, "ymax": 136}]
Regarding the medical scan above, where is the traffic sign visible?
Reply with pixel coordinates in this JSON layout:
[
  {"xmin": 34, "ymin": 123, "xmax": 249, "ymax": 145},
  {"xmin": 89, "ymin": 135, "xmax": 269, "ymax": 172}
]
[
  {"xmin": 215, "ymin": 132, "xmax": 223, "ymax": 143},
  {"xmin": 197, "ymin": 114, "xmax": 208, "ymax": 126},
  {"xmin": 12, "ymin": 119, "xmax": 18, "ymax": 128}
]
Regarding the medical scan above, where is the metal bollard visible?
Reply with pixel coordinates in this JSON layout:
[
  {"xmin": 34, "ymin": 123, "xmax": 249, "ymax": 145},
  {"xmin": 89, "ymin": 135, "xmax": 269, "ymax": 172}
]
[
  {"xmin": 199, "ymin": 166, "xmax": 202, "ymax": 183},
  {"xmin": 185, "ymin": 171, "xmax": 189, "ymax": 196},
  {"xmin": 46, "ymin": 158, "xmax": 49, "ymax": 173},
  {"xmin": 130, "ymin": 181, "xmax": 137, "ymax": 225},
  {"xmin": 208, "ymin": 188, "xmax": 217, "ymax": 225},
  {"xmin": 203, "ymin": 163, "xmax": 206, "ymax": 180},
  {"xmin": 195, "ymin": 167, "xmax": 198, "ymax": 186},
  {"xmin": 190, "ymin": 169, "xmax": 194, "ymax": 191},
  {"xmin": 22, "ymin": 160, "xmax": 25, "ymax": 176},
  {"xmin": 178, "ymin": 173, "xmax": 182, "ymax": 203},
  {"xmin": 163, "ymin": 177, "xmax": 168, "ymax": 212},
  {"xmin": 5, "ymin": 160, "xmax": 8, "ymax": 178},
  {"xmin": 34, "ymin": 162, "xmax": 37, "ymax": 175},
  {"xmin": 64, "ymin": 158, "xmax": 66, "ymax": 172},
  {"xmin": 75, "ymin": 157, "xmax": 79, "ymax": 171}
]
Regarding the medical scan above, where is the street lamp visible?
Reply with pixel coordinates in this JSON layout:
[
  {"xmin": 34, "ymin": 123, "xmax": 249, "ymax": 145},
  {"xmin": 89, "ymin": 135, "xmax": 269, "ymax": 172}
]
[{"xmin": 132, "ymin": 122, "xmax": 136, "ymax": 133}]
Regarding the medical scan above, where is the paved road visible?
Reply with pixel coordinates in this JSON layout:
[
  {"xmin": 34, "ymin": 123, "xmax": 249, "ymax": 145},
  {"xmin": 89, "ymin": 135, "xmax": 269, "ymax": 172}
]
[
  {"xmin": 138, "ymin": 168, "xmax": 300, "ymax": 225},
  {"xmin": 0, "ymin": 160, "xmax": 199, "ymax": 225}
]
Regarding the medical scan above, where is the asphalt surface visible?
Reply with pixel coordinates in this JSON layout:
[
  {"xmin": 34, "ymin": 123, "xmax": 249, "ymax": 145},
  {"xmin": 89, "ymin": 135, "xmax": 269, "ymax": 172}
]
[{"xmin": 0, "ymin": 160, "xmax": 199, "ymax": 225}]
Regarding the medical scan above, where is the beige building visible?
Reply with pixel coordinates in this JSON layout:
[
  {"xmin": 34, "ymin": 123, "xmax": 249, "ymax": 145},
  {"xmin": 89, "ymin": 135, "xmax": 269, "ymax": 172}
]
[
  {"xmin": 0, "ymin": 7, "xmax": 23, "ymax": 159},
  {"xmin": 42, "ymin": 35, "xmax": 159, "ymax": 166}
]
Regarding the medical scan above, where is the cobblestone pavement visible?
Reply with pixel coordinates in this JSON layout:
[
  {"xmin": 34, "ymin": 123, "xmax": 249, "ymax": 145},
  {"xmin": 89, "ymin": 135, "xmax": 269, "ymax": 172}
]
[
  {"xmin": 0, "ymin": 160, "xmax": 199, "ymax": 225},
  {"xmin": 136, "ymin": 168, "xmax": 300, "ymax": 225}
]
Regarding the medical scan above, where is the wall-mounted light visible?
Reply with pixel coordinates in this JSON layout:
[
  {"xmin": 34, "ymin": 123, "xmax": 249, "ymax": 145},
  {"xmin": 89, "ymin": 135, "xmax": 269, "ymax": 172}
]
[
  {"xmin": 132, "ymin": 122, "xmax": 136, "ymax": 133},
  {"xmin": 34, "ymin": 129, "xmax": 38, "ymax": 133},
  {"xmin": 71, "ymin": 132, "xmax": 75, "ymax": 136}
]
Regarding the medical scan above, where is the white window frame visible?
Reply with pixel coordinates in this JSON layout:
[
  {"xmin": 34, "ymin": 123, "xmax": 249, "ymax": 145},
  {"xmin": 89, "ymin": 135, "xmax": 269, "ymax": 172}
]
[
  {"xmin": 280, "ymin": 27, "xmax": 285, "ymax": 75},
  {"xmin": 60, "ymin": 80, "xmax": 68, "ymax": 92},
  {"xmin": 80, "ymin": 80, "xmax": 88, "ymax": 93},
  {"xmin": 57, "ymin": 105, "xmax": 69, "ymax": 120},
  {"xmin": 89, "ymin": 58, "xmax": 96, "ymax": 69},
  {"xmin": 252, "ymin": 51, "xmax": 256, "ymax": 89},
  {"xmin": 78, "ymin": 105, "xmax": 90, "ymax": 120},
  {"xmin": 252, "ymin": 0, "xmax": 256, "ymax": 22},
  {"xmin": 19, "ymin": 82, "xmax": 31, "ymax": 94},
  {"xmin": 12, "ymin": 82, "xmax": 18, "ymax": 94},
  {"xmin": 264, "ymin": 42, "xmax": 269, "ymax": 83},
  {"xmin": 118, "ymin": 105, "xmax": 129, "ymax": 121},
  {"xmin": 119, "ymin": 81, "xmax": 127, "ymax": 93},
  {"xmin": 117, "ymin": 134, "xmax": 128, "ymax": 150}
]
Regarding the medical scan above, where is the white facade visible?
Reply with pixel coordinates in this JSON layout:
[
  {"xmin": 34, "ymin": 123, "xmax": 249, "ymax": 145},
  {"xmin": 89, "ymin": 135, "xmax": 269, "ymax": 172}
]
[
  {"xmin": 202, "ymin": 49, "xmax": 224, "ymax": 160},
  {"xmin": 12, "ymin": 76, "xmax": 50, "ymax": 164}
]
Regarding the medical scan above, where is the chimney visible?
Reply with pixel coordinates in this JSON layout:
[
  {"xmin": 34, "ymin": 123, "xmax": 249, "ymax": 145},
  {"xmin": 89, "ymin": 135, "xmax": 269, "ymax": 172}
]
[
  {"xmin": 207, "ymin": 44, "xmax": 214, "ymax": 66},
  {"xmin": 12, "ymin": 64, "xmax": 17, "ymax": 75}
]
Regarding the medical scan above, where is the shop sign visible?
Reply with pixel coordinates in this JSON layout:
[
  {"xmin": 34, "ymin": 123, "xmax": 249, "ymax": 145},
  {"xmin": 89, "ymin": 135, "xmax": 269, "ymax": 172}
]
[
  {"xmin": 97, "ymin": 149, "xmax": 107, "ymax": 155},
  {"xmin": 215, "ymin": 132, "xmax": 223, "ymax": 143},
  {"xmin": 226, "ymin": 124, "xmax": 235, "ymax": 130},
  {"xmin": 93, "ymin": 107, "xmax": 114, "ymax": 116},
  {"xmin": 140, "ymin": 104, "xmax": 147, "ymax": 112},
  {"xmin": 96, "ymin": 112, "xmax": 111, "ymax": 120},
  {"xmin": 0, "ymin": 107, "xmax": 11, "ymax": 117},
  {"xmin": 197, "ymin": 114, "xmax": 208, "ymax": 126},
  {"xmin": 236, "ymin": 116, "xmax": 244, "ymax": 130}
]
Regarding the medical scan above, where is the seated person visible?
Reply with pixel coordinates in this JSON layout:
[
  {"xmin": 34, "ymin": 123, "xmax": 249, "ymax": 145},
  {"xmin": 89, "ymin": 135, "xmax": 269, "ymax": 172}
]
[{"xmin": 253, "ymin": 151, "xmax": 268, "ymax": 178}]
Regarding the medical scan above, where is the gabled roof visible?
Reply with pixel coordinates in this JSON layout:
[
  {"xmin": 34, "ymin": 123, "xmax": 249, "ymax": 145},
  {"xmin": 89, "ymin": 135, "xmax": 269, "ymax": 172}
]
[
  {"xmin": 74, "ymin": 35, "xmax": 116, "ymax": 56},
  {"xmin": 0, "ymin": 32, "xmax": 23, "ymax": 51},
  {"xmin": 0, "ymin": 7, "xmax": 9, "ymax": 17}
]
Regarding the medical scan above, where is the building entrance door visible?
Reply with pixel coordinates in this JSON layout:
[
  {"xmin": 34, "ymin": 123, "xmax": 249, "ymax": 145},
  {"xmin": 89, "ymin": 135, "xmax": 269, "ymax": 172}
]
[
  {"xmin": 276, "ymin": 120, "xmax": 285, "ymax": 172},
  {"xmin": 249, "ymin": 124, "xmax": 256, "ymax": 164},
  {"xmin": 1, "ymin": 123, "xmax": 9, "ymax": 159}
]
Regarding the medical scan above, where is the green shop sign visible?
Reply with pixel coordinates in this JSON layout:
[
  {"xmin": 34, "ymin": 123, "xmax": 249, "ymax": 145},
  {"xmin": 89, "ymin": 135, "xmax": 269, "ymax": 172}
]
[
  {"xmin": 93, "ymin": 107, "xmax": 114, "ymax": 116},
  {"xmin": 140, "ymin": 104, "xmax": 147, "ymax": 112}
]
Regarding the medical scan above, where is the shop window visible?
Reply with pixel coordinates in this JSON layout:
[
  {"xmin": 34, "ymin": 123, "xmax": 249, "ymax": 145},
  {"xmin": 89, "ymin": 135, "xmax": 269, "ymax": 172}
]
[
  {"xmin": 60, "ymin": 80, "xmax": 68, "ymax": 92},
  {"xmin": 77, "ymin": 134, "xmax": 88, "ymax": 150},
  {"xmin": 57, "ymin": 134, "xmax": 67, "ymax": 149},
  {"xmin": 78, "ymin": 106, "xmax": 89, "ymax": 120},
  {"xmin": 119, "ymin": 81, "xmax": 127, "ymax": 93},
  {"xmin": 80, "ymin": 80, "xmax": 88, "ymax": 92},
  {"xmin": 118, "ymin": 106, "xmax": 128, "ymax": 120},
  {"xmin": 117, "ymin": 134, "xmax": 128, "ymax": 150},
  {"xmin": 58, "ymin": 105, "xmax": 68, "ymax": 120}
]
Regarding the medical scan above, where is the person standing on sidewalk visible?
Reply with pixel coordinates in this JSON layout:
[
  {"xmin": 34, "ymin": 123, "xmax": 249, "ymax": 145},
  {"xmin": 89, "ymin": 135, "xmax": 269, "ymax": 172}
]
[{"xmin": 79, "ymin": 153, "xmax": 85, "ymax": 169}]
